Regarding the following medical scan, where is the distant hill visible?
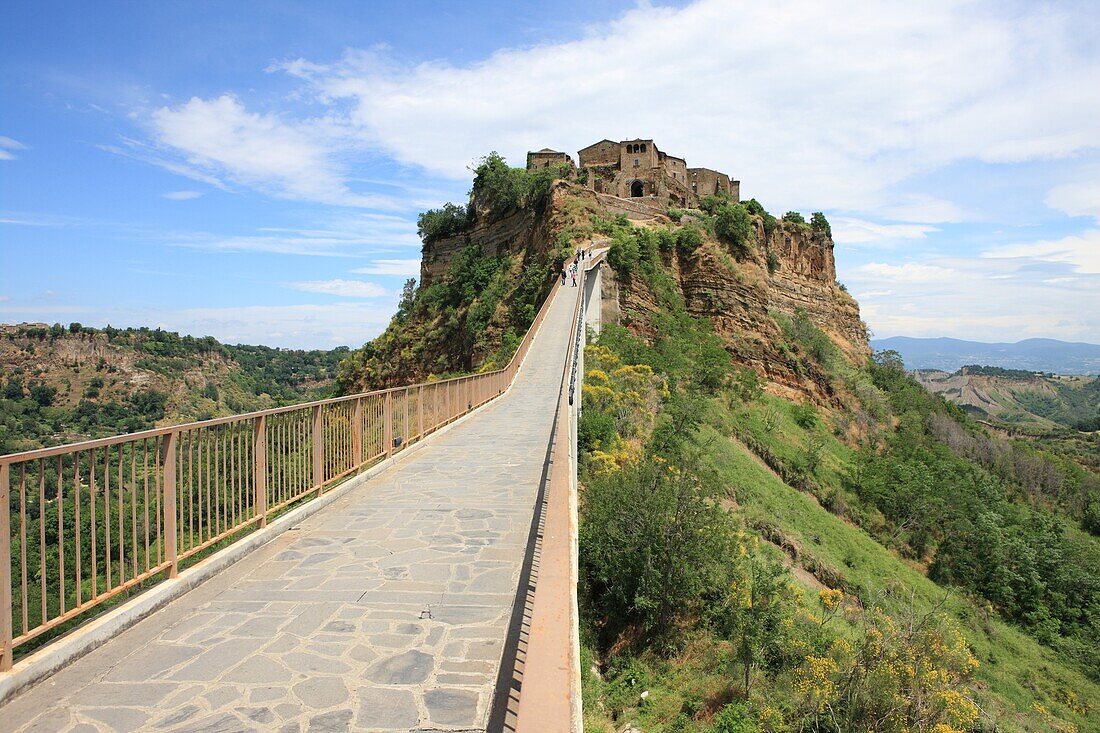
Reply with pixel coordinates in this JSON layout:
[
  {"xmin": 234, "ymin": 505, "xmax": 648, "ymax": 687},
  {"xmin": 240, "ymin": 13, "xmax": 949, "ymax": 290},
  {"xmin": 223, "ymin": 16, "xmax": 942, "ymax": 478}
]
[
  {"xmin": 0, "ymin": 322, "xmax": 347, "ymax": 454},
  {"xmin": 870, "ymin": 336, "xmax": 1100, "ymax": 375},
  {"xmin": 913, "ymin": 367, "xmax": 1100, "ymax": 432}
]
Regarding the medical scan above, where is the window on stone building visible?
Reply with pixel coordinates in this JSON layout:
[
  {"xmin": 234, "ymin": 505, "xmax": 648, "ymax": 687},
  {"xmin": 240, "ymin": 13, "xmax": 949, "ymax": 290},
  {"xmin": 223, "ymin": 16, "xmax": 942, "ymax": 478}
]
[
  {"xmin": 634, "ymin": 158, "xmax": 640, "ymax": 167},
  {"xmin": 640, "ymin": 144, "xmax": 647, "ymax": 152}
]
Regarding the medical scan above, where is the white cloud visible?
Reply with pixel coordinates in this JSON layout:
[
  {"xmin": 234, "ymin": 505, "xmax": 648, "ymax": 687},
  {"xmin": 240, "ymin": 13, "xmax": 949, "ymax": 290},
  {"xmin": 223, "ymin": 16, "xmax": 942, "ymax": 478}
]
[
  {"xmin": 165, "ymin": 212, "xmax": 419, "ymax": 258},
  {"xmin": 982, "ymin": 229, "xmax": 1100, "ymax": 274},
  {"xmin": 843, "ymin": 242, "xmax": 1100, "ymax": 342},
  {"xmin": 831, "ymin": 217, "xmax": 939, "ymax": 246},
  {"xmin": 288, "ymin": 279, "xmax": 386, "ymax": 298},
  {"xmin": 855, "ymin": 262, "xmax": 956, "ymax": 283},
  {"xmin": 0, "ymin": 136, "xmax": 26, "ymax": 161},
  {"xmin": 0, "ymin": 212, "xmax": 86, "ymax": 227},
  {"xmin": 350, "ymin": 258, "xmax": 421, "ymax": 276},
  {"xmin": 99, "ymin": 138, "xmax": 231, "ymax": 191},
  {"xmin": 147, "ymin": 95, "xmax": 401, "ymax": 208},
  {"xmin": 1046, "ymin": 175, "xmax": 1100, "ymax": 221},
  {"xmin": 269, "ymin": 0, "xmax": 1099, "ymax": 219},
  {"xmin": 162, "ymin": 190, "xmax": 203, "ymax": 200}
]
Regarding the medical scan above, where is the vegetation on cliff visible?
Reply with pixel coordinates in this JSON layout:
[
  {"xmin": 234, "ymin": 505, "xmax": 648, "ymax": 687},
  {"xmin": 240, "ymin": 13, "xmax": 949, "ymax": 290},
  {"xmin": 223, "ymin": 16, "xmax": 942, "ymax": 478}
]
[
  {"xmin": 577, "ymin": 211, "xmax": 1099, "ymax": 731},
  {"xmin": 336, "ymin": 153, "xmax": 582, "ymax": 392}
]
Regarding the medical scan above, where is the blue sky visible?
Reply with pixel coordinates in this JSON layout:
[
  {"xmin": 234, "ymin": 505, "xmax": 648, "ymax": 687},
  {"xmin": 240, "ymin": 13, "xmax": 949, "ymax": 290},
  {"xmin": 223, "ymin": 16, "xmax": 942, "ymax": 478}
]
[{"xmin": 2, "ymin": 0, "xmax": 1099, "ymax": 349}]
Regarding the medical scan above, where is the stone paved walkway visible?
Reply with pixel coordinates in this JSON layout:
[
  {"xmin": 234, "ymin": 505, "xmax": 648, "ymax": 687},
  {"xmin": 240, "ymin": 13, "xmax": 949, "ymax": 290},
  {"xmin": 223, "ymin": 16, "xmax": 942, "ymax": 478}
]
[{"xmin": 2, "ymin": 283, "xmax": 580, "ymax": 733}]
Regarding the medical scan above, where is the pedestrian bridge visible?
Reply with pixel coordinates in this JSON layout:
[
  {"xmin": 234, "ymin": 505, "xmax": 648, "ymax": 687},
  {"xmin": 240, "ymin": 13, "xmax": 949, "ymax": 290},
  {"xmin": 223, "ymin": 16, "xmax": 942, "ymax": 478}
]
[{"xmin": 0, "ymin": 253, "xmax": 606, "ymax": 732}]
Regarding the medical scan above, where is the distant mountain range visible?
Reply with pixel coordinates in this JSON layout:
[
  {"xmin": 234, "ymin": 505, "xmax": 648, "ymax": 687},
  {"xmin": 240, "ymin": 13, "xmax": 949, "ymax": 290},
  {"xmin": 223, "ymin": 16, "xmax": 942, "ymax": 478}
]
[{"xmin": 869, "ymin": 336, "xmax": 1100, "ymax": 375}]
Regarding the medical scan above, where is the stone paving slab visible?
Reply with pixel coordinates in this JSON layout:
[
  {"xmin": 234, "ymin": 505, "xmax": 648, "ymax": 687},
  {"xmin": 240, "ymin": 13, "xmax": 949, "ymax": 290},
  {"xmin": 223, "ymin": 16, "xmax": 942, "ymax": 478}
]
[{"xmin": 1, "ymin": 283, "xmax": 580, "ymax": 733}]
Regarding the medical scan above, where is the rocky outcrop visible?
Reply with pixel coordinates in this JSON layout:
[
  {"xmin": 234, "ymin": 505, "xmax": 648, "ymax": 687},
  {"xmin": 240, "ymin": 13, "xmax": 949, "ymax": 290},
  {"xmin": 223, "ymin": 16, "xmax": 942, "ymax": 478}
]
[
  {"xmin": 762, "ymin": 221, "xmax": 868, "ymax": 363},
  {"xmin": 612, "ymin": 216, "xmax": 868, "ymax": 405},
  {"xmin": 420, "ymin": 207, "xmax": 540, "ymax": 287},
  {"xmin": 402, "ymin": 181, "xmax": 868, "ymax": 406}
]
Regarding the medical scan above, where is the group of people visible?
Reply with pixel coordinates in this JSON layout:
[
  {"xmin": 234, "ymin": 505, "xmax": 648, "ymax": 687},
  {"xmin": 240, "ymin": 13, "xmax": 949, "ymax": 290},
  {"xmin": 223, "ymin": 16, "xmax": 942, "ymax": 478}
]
[{"xmin": 561, "ymin": 246, "xmax": 594, "ymax": 287}]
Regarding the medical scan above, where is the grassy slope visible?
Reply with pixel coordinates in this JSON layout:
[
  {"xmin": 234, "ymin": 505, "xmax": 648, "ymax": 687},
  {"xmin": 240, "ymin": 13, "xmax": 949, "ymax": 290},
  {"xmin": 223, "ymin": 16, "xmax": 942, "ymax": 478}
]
[
  {"xmin": 582, "ymin": 394, "xmax": 1100, "ymax": 732},
  {"xmin": 578, "ymin": 211, "xmax": 1098, "ymax": 732},
  {"xmin": 700, "ymin": 410, "xmax": 1099, "ymax": 731}
]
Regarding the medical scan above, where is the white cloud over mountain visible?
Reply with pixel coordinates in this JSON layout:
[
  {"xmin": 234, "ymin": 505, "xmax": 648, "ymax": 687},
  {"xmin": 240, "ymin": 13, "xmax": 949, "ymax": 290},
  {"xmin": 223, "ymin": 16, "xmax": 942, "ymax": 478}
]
[
  {"xmin": 146, "ymin": 0, "xmax": 1100, "ymax": 221},
  {"xmin": 122, "ymin": 0, "xmax": 1100, "ymax": 343}
]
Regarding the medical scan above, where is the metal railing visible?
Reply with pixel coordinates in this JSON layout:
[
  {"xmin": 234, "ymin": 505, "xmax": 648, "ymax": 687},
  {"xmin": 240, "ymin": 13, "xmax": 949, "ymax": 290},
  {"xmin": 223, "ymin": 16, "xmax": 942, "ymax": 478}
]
[{"xmin": 0, "ymin": 276, "xmax": 563, "ymax": 671}]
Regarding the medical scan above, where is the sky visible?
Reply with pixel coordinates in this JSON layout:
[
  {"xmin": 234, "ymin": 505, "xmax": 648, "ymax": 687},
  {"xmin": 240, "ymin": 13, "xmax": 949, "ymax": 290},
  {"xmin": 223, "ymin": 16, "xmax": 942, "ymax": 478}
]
[{"xmin": 2, "ymin": 0, "xmax": 1099, "ymax": 349}]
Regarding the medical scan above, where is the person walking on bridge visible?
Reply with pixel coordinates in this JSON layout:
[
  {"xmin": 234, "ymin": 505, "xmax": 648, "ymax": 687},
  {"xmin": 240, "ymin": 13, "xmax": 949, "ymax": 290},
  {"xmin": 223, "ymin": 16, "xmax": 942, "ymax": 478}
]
[
  {"xmin": 570, "ymin": 262, "xmax": 578, "ymax": 287},
  {"xmin": 561, "ymin": 266, "xmax": 567, "ymax": 286}
]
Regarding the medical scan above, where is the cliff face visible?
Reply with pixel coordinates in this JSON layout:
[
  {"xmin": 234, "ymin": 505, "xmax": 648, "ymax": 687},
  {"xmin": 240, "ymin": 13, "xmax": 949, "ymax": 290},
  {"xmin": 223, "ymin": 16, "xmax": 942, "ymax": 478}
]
[
  {"xmin": 339, "ymin": 182, "xmax": 598, "ymax": 392},
  {"xmin": 346, "ymin": 177, "xmax": 867, "ymax": 406},
  {"xmin": 608, "ymin": 209, "xmax": 868, "ymax": 405},
  {"xmin": 420, "ymin": 207, "xmax": 540, "ymax": 288}
]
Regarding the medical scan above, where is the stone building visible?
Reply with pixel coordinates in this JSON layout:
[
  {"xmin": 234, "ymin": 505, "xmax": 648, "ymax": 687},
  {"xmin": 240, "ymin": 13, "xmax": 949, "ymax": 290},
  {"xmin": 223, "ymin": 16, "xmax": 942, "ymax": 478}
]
[
  {"xmin": 564, "ymin": 138, "xmax": 738, "ymax": 208},
  {"xmin": 687, "ymin": 167, "xmax": 738, "ymax": 201},
  {"xmin": 525, "ymin": 148, "xmax": 574, "ymax": 170}
]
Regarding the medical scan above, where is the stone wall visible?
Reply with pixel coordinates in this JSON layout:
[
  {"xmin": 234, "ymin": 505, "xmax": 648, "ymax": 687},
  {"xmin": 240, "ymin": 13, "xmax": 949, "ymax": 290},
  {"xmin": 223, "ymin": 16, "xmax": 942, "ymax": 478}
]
[
  {"xmin": 526, "ymin": 150, "xmax": 573, "ymax": 171},
  {"xmin": 578, "ymin": 140, "xmax": 619, "ymax": 167},
  {"xmin": 575, "ymin": 138, "xmax": 731, "ymax": 209},
  {"xmin": 688, "ymin": 168, "xmax": 730, "ymax": 197},
  {"xmin": 595, "ymin": 193, "xmax": 667, "ymax": 220}
]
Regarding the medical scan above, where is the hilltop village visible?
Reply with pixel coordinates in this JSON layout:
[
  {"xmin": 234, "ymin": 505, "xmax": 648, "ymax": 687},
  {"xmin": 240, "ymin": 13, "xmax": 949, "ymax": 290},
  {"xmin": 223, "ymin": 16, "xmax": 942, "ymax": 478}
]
[{"xmin": 527, "ymin": 138, "xmax": 738, "ymax": 214}]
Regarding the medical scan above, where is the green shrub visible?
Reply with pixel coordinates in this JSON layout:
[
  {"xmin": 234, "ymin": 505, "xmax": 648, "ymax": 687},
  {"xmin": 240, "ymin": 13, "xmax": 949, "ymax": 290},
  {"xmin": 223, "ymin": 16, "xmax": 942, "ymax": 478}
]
[
  {"xmin": 578, "ymin": 409, "xmax": 616, "ymax": 452},
  {"xmin": 30, "ymin": 384, "xmax": 56, "ymax": 407},
  {"xmin": 698, "ymin": 193, "xmax": 732, "ymax": 215},
  {"xmin": 741, "ymin": 200, "xmax": 777, "ymax": 240},
  {"xmin": 675, "ymin": 225, "xmax": 704, "ymax": 256},
  {"xmin": 810, "ymin": 211, "xmax": 832, "ymax": 237},
  {"xmin": 416, "ymin": 202, "xmax": 471, "ymax": 243},
  {"xmin": 782, "ymin": 211, "xmax": 805, "ymax": 224},
  {"xmin": 709, "ymin": 703, "xmax": 758, "ymax": 733},
  {"xmin": 580, "ymin": 455, "xmax": 737, "ymax": 643},
  {"xmin": 792, "ymin": 401, "xmax": 818, "ymax": 429},
  {"xmin": 766, "ymin": 250, "xmax": 780, "ymax": 274},
  {"xmin": 469, "ymin": 152, "xmax": 571, "ymax": 219},
  {"xmin": 656, "ymin": 227, "xmax": 677, "ymax": 254},
  {"xmin": 715, "ymin": 203, "xmax": 754, "ymax": 258},
  {"xmin": 470, "ymin": 151, "xmax": 522, "ymax": 217}
]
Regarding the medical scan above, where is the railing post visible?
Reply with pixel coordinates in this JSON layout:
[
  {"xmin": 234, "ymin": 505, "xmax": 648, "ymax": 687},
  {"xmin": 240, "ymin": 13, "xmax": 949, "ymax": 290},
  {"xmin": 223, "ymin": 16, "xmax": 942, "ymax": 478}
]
[
  {"xmin": 161, "ymin": 432, "xmax": 178, "ymax": 579},
  {"xmin": 417, "ymin": 386, "xmax": 423, "ymax": 440},
  {"xmin": 312, "ymin": 405, "xmax": 323, "ymax": 495},
  {"xmin": 403, "ymin": 388, "xmax": 409, "ymax": 447},
  {"xmin": 383, "ymin": 391, "xmax": 393, "ymax": 457},
  {"xmin": 254, "ymin": 416, "xmax": 267, "ymax": 528},
  {"xmin": 353, "ymin": 398, "xmax": 363, "ymax": 468},
  {"xmin": 1, "ymin": 462, "xmax": 13, "ymax": 671}
]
